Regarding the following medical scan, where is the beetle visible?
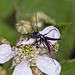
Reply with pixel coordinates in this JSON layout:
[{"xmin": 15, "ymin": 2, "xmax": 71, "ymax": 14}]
[{"xmin": 24, "ymin": 11, "xmax": 61, "ymax": 53}]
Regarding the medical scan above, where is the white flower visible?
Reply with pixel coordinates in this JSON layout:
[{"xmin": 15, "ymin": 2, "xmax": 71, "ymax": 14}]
[
  {"xmin": 0, "ymin": 44, "xmax": 61, "ymax": 75},
  {"xmin": 0, "ymin": 26, "xmax": 61, "ymax": 75}
]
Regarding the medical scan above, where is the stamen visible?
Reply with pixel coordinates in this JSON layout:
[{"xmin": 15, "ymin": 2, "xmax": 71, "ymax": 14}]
[
  {"xmin": 12, "ymin": 44, "xmax": 36, "ymax": 65},
  {"xmin": 12, "ymin": 44, "xmax": 48, "ymax": 66}
]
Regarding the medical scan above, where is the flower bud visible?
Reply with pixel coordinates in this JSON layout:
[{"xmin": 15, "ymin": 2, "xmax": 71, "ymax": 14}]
[
  {"xmin": 16, "ymin": 20, "xmax": 31, "ymax": 34},
  {"xmin": 0, "ymin": 69, "xmax": 6, "ymax": 75},
  {"xmin": 32, "ymin": 12, "xmax": 56, "ymax": 30}
]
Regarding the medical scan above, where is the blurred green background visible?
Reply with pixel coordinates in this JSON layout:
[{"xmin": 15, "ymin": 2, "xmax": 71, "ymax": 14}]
[{"xmin": 0, "ymin": 0, "xmax": 75, "ymax": 75}]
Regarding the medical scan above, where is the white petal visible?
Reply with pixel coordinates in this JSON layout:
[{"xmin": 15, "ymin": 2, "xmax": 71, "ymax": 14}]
[
  {"xmin": 0, "ymin": 44, "xmax": 11, "ymax": 55},
  {"xmin": 0, "ymin": 44, "xmax": 15, "ymax": 64},
  {"xmin": 39, "ymin": 26, "xmax": 60, "ymax": 44},
  {"xmin": 17, "ymin": 38, "xmax": 35, "ymax": 46},
  {"xmin": 22, "ymin": 38, "xmax": 35, "ymax": 44},
  {"xmin": 12, "ymin": 59, "xmax": 32, "ymax": 75},
  {"xmin": 36, "ymin": 56, "xmax": 61, "ymax": 75}
]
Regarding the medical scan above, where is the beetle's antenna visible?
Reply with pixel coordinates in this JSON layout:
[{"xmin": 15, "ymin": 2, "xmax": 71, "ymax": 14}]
[
  {"xmin": 28, "ymin": 16, "xmax": 35, "ymax": 32},
  {"xmin": 35, "ymin": 10, "xmax": 38, "ymax": 32},
  {"xmin": 50, "ymin": 53, "xmax": 56, "ymax": 65},
  {"xmin": 31, "ymin": 21, "xmax": 35, "ymax": 32}
]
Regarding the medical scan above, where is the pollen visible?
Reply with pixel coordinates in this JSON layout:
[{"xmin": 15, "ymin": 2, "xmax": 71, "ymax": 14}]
[
  {"xmin": 12, "ymin": 44, "xmax": 47, "ymax": 66},
  {"xmin": 12, "ymin": 44, "xmax": 36, "ymax": 65},
  {"xmin": 15, "ymin": 44, "xmax": 35, "ymax": 57}
]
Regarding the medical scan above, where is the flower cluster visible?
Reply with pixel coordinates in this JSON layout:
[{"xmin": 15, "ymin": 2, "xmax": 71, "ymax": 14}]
[{"xmin": 0, "ymin": 22, "xmax": 61, "ymax": 75}]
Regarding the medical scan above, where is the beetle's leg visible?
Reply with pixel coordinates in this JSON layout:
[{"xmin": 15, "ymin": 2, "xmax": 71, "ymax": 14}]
[
  {"xmin": 36, "ymin": 39, "xmax": 39, "ymax": 48},
  {"xmin": 48, "ymin": 41, "xmax": 55, "ymax": 48},
  {"xmin": 27, "ymin": 34, "xmax": 30, "ymax": 41},
  {"xmin": 31, "ymin": 38, "xmax": 39, "ymax": 48},
  {"xmin": 50, "ymin": 52, "xmax": 56, "ymax": 65},
  {"xmin": 27, "ymin": 33, "xmax": 33, "ymax": 41},
  {"xmin": 38, "ymin": 38, "xmax": 45, "ymax": 48},
  {"xmin": 45, "ymin": 41, "xmax": 51, "ymax": 53},
  {"xmin": 39, "ymin": 38, "xmax": 56, "ymax": 65},
  {"xmin": 16, "ymin": 33, "xmax": 29, "ymax": 43},
  {"xmin": 39, "ymin": 38, "xmax": 41, "ymax": 44},
  {"xmin": 42, "ymin": 38, "xmax": 51, "ymax": 53},
  {"xmin": 44, "ymin": 40, "xmax": 56, "ymax": 65},
  {"xmin": 42, "ymin": 41, "xmax": 46, "ymax": 48},
  {"xmin": 40, "ymin": 39, "xmax": 46, "ymax": 48}
]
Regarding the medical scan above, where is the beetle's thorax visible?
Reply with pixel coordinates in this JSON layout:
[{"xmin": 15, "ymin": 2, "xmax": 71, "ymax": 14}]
[
  {"xmin": 32, "ymin": 32, "xmax": 40, "ymax": 38},
  {"xmin": 32, "ymin": 32, "xmax": 45, "ymax": 40}
]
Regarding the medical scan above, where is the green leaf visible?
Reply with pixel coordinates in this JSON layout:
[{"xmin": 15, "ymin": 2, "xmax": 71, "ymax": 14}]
[
  {"xmin": 54, "ymin": 22, "xmax": 71, "ymax": 38},
  {"xmin": 0, "ymin": 21, "xmax": 19, "ymax": 45},
  {"xmin": 6, "ymin": 68, "xmax": 14, "ymax": 75},
  {"xmin": 60, "ymin": 59, "xmax": 75, "ymax": 75},
  {"xmin": 0, "ymin": 0, "xmax": 18, "ymax": 19},
  {"xmin": 56, "ymin": 23, "xmax": 74, "ymax": 61}
]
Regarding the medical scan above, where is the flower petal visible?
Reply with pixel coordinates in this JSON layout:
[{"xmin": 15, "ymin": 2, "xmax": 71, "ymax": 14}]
[
  {"xmin": 22, "ymin": 38, "xmax": 35, "ymax": 44},
  {"xmin": 39, "ymin": 26, "xmax": 60, "ymax": 44},
  {"xmin": 36, "ymin": 56, "xmax": 61, "ymax": 75},
  {"xmin": 12, "ymin": 59, "xmax": 32, "ymax": 75},
  {"xmin": 17, "ymin": 38, "xmax": 35, "ymax": 46},
  {"xmin": 0, "ymin": 44, "xmax": 15, "ymax": 64}
]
